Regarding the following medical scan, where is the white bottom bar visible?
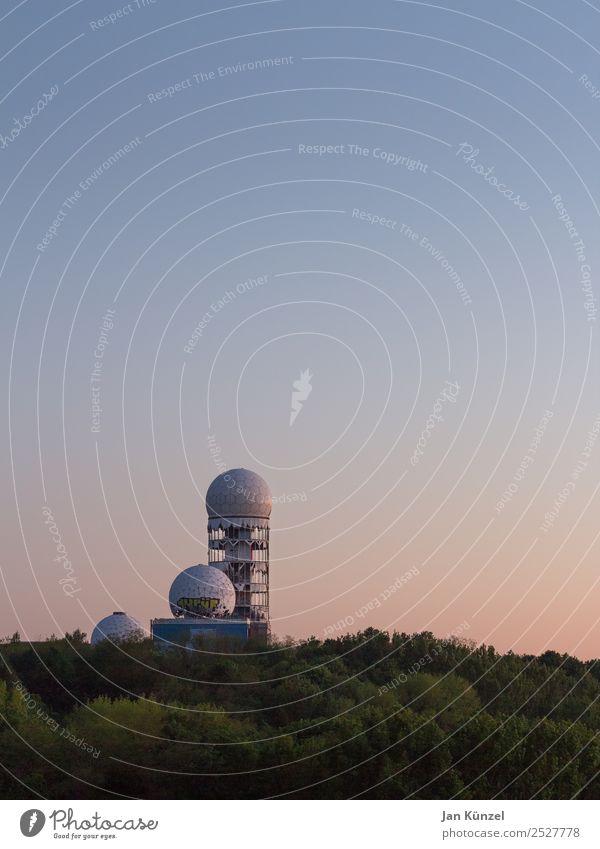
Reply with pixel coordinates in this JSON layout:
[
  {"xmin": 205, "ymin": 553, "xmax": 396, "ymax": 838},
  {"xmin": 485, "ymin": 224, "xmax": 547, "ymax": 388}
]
[{"xmin": 1, "ymin": 800, "xmax": 599, "ymax": 848}]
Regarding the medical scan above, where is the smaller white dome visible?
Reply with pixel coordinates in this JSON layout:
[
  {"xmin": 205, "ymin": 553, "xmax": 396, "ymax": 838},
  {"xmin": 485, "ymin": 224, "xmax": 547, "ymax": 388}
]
[
  {"xmin": 169, "ymin": 564, "xmax": 236, "ymax": 618},
  {"xmin": 91, "ymin": 612, "xmax": 144, "ymax": 645}
]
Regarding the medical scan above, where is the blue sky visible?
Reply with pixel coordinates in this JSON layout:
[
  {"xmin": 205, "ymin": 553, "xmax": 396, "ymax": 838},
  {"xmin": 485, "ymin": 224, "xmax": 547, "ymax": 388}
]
[{"xmin": 2, "ymin": 0, "xmax": 600, "ymax": 656}]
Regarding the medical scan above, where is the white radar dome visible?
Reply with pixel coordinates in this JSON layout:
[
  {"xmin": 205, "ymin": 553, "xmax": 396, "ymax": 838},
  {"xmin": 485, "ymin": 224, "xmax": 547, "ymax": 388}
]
[
  {"xmin": 169, "ymin": 564, "xmax": 236, "ymax": 618},
  {"xmin": 90, "ymin": 612, "xmax": 144, "ymax": 645},
  {"xmin": 205, "ymin": 468, "xmax": 272, "ymax": 519}
]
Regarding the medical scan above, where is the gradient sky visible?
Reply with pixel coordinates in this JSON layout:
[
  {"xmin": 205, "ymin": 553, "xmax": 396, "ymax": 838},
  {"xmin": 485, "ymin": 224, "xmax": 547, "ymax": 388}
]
[{"xmin": 2, "ymin": 0, "xmax": 600, "ymax": 657}]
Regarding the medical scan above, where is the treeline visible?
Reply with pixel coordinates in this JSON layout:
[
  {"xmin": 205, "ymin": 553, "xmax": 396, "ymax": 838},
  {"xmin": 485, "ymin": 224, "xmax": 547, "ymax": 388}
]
[{"xmin": 1, "ymin": 629, "xmax": 600, "ymax": 799}]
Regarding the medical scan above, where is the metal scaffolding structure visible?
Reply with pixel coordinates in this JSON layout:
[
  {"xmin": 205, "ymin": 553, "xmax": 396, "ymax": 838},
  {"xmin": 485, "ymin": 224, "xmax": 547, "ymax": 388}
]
[{"xmin": 206, "ymin": 468, "xmax": 272, "ymax": 622}]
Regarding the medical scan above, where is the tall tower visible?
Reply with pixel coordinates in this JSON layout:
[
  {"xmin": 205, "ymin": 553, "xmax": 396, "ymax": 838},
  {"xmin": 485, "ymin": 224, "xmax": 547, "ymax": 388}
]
[{"xmin": 206, "ymin": 468, "xmax": 271, "ymax": 622}]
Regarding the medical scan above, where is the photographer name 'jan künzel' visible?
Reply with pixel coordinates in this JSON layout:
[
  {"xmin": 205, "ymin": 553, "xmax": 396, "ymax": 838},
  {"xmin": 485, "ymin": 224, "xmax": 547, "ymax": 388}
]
[{"xmin": 441, "ymin": 810, "xmax": 505, "ymax": 822}]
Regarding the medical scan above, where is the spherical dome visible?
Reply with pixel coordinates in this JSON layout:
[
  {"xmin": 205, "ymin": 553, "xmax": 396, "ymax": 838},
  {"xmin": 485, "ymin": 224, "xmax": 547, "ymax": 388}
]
[
  {"xmin": 90, "ymin": 612, "xmax": 144, "ymax": 645},
  {"xmin": 169, "ymin": 564, "xmax": 236, "ymax": 618},
  {"xmin": 206, "ymin": 468, "xmax": 272, "ymax": 519}
]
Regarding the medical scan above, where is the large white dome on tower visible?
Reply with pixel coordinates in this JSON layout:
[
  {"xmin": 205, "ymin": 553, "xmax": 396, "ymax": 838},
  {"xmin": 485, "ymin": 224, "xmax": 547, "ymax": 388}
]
[
  {"xmin": 90, "ymin": 612, "xmax": 144, "ymax": 645},
  {"xmin": 169, "ymin": 564, "xmax": 236, "ymax": 618},
  {"xmin": 205, "ymin": 468, "xmax": 272, "ymax": 519}
]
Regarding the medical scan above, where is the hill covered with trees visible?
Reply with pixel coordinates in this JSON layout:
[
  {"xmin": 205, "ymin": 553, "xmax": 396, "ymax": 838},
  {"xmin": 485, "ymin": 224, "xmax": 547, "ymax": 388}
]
[{"xmin": 1, "ymin": 629, "xmax": 599, "ymax": 799}]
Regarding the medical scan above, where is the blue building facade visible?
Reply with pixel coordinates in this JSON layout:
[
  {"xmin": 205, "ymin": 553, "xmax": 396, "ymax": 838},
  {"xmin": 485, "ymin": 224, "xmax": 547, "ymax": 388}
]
[{"xmin": 151, "ymin": 617, "xmax": 266, "ymax": 649}]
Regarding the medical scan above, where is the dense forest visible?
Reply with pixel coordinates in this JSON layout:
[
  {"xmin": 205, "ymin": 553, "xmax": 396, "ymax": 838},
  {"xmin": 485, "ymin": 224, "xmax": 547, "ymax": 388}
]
[{"xmin": 1, "ymin": 629, "xmax": 600, "ymax": 799}]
